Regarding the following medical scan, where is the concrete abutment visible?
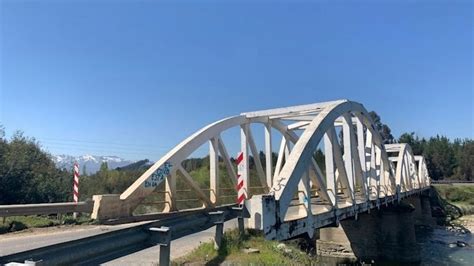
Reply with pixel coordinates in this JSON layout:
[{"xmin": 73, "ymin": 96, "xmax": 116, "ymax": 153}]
[{"xmin": 317, "ymin": 200, "xmax": 426, "ymax": 263}]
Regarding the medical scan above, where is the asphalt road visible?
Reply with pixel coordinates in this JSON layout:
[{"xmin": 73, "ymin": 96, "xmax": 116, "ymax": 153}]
[
  {"xmin": 0, "ymin": 222, "xmax": 148, "ymax": 257},
  {"xmin": 104, "ymin": 219, "xmax": 239, "ymax": 265},
  {"xmin": 0, "ymin": 219, "xmax": 239, "ymax": 265}
]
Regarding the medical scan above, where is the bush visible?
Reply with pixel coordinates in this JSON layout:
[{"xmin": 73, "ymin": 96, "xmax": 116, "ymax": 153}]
[{"xmin": 9, "ymin": 221, "xmax": 27, "ymax": 232}]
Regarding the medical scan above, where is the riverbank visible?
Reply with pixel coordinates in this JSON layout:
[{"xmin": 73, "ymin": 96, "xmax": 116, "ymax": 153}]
[
  {"xmin": 456, "ymin": 215, "xmax": 474, "ymax": 232},
  {"xmin": 432, "ymin": 184, "xmax": 474, "ymax": 215}
]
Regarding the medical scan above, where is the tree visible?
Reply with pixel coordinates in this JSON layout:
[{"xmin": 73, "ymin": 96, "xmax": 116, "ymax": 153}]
[
  {"xmin": 369, "ymin": 111, "xmax": 395, "ymax": 144},
  {"xmin": 82, "ymin": 164, "xmax": 87, "ymax": 176},
  {"xmin": 0, "ymin": 131, "xmax": 71, "ymax": 204},
  {"xmin": 398, "ymin": 132, "xmax": 425, "ymax": 155},
  {"xmin": 452, "ymin": 139, "xmax": 473, "ymax": 181},
  {"xmin": 423, "ymin": 135, "xmax": 456, "ymax": 180},
  {"xmin": 100, "ymin": 161, "xmax": 109, "ymax": 172}
]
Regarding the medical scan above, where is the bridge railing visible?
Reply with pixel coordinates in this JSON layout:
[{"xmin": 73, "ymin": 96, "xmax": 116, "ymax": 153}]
[{"xmin": 0, "ymin": 200, "xmax": 93, "ymax": 217}]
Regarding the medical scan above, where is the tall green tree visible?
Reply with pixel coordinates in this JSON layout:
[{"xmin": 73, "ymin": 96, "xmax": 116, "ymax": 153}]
[
  {"xmin": 369, "ymin": 111, "xmax": 394, "ymax": 144},
  {"xmin": 0, "ymin": 131, "xmax": 71, "ymax": 204},
  {"xmin": 423, "ymin": 135, "xmax": 456, "ymax": 180},
  {"xmin": 398, "ymin": 132, "xmax": 426, "ymax": 155}
]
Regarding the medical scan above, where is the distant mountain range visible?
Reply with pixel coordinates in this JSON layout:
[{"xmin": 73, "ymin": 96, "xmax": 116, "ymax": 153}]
[{"xmin": 52, "ymin": 154, "xmax": 137, "ymax": 175}]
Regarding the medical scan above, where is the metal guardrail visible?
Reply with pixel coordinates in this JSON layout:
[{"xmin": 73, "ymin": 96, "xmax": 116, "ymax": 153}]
[
  {"xmin": 0, "ymin": 205, "xmax": 243, "ymax": 265},
  {"xmin": 0, "ymin": 200, "xmax": 94, "ymax": 217}
]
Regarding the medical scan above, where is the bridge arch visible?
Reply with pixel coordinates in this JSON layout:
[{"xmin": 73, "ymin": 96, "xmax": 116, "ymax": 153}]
[{"xmin": 90, "ymin": 100, "xmax": 430, "ymax": 223}]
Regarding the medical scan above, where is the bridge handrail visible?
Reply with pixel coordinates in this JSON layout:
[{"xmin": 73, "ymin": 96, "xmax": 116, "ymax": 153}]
[{"xmin": 0, "ymin": 200, "xmax": 93, "ymax": 217}]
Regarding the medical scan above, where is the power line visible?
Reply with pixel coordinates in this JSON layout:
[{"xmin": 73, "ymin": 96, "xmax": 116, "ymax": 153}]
[
  {"xmin": 38, "ymin": 140, "xmax": 170, "ymax": 153},
  {"xmin": 36, "ymin": 136, "xmax": 171, "ymax": 150},
  {"xmin": 42, "ymin": 145, "xmax": 166, "ymax": 157}
]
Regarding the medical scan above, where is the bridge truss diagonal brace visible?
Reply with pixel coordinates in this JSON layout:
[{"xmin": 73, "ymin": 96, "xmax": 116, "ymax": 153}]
[
  {"xmin": 246, "ymin": 125, "xmax": 269, "ymax": 192},
  {"xmin": 271, "ymin": 101, "xmax": 360, "ymax": 218},
  {"xmin": 270, "ymin": 119, "xmax": 332, "ymax": 206},
  {"xmin": 217, "ymin": 137, "xmax": 238, "ymax": 187},
  {"xmin": 177, "ymin": 166, "xmax": 214, "ymax": 208}
]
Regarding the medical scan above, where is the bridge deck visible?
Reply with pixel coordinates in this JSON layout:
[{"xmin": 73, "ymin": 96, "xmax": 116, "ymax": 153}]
[{"xmin": 266, "ymin": 187, "xmax": 429, "ymax": 240}]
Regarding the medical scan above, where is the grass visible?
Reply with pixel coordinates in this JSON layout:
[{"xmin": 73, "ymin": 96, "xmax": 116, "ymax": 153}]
[
  {"xmin": 432, "ymin": 184, "xmax": 474, "ymax": 205},
  {"xmin": 432, "ymin": 184, "xmax": 474, "ymax": 218},
  {"xmin": 173, "ymin": 229, "xmax": 315, "ymax": 265},
  {"xmin": 0, "ymin": 214, "xmax": 95, "ymax": 234}
]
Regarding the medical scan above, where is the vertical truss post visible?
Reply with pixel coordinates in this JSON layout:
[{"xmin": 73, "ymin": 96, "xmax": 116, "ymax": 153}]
[
  {"xmin": 365, "ymin": 130, "xmax": 377, "ymax": 199},
  {"xmin": 210, "ymin": 137, "xmax": 219, "ymax": 205},
  {"xmin": 356, "ymin": 117, "xmax": 369, "ymax": 201},
  {"xmin": 247, "ymin": 127, "xmax": 268, "ymax": 191},
  {"xmin": 149, "ymin": 226, "xmax": 171, "ymax": 266},
  {"xmin": 348, "ymin": 118, "xmax": 365, "ymax": 198},
  {"xmin": 404, "ymin": 152, "xmax": 413, "ymax": 191},
  {"xmin": 164, "ymin": 170, "xmax": 177, "ymax": 212},
  {"xmin": 375, "ymin": 146, "xmax": 381, "ymax": 200},
  {"xmin": 324, "ymin": 132, "xmax": 337, "ymax": 207},
  {"xmin": 298, "ymin": 170, "xmax": 312, "ymax": 216},
  {"xmin": 342, "ymin": 114, "xmax": 355, "ymax": 204},
  {"xmin": 240, "ymin": 124, "xmax": 250, "ymax": 198},
  {"xmin": 379, "ymin": 154, "xmax": 386, "ymax": 196},
  {"xmin": 265, "ymin": 122, "xmax": 273, "ymax": 188},
  {"xmin": 273, "ymin": 136, "xmax": 287, "ymax": 182},
  {"xmin": 328, "ymin": 126, "xmax": 353, "ymax": 201}
]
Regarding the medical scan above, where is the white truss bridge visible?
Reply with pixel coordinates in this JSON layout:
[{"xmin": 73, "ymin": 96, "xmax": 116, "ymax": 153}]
[{"xmin": 93, "ymin": 99, "xmax": 431, "ymax": 241}]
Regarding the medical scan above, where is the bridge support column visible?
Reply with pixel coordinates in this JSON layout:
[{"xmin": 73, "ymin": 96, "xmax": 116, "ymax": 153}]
[
  {"xmin": 246, "ymin": 195, "xmax": 264, "ymax": 230},
  {"xmin": 317, "ymin": 203, "xmax": 420, "ymax": 263},
  {"xmin": 403, "ymin": 195, "xmax": 435, "ymax": 227},
  {"xmin": 420, "ymin": 195, "xmax": 436, "ymax": 226},
  {"xmin": 91, "ymin": 194, "xmax": 131, "ymax": 220}
]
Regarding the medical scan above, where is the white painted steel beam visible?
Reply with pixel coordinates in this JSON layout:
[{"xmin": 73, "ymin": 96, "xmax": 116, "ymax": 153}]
[{"xmin": 94, "ymin": 99, "xmax": 431, "ymax": 228}]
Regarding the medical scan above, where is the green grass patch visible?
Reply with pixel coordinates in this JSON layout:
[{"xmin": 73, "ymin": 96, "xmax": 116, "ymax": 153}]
[
  {"xmin": 0, "ymin": 214, "xmax": 95, "ymax": 234},
  {"xmin": 433, "ymin": 184, "xmax": 474, "ymax": 205},
  {"xmin": 173, "ymin": 229, "xmax": 315, "ymax": 265}
]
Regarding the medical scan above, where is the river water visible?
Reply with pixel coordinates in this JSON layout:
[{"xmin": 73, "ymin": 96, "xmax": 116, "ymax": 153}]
[
  {"xmin": 418, "ymin": 225, "xmax": 473, "ymax": 265},
  {"xmin": 318, "ymin": 221, "xmax": 474, "ymax": 265}
]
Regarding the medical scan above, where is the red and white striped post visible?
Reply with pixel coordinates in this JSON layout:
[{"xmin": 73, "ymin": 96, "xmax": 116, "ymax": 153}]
[
  {"xmin": 236, "ymin": 152, "xmax": 246, "ymax": 206},
  {"xmin": 73, "ymin": 162, "xmax": 80, "ymax": 219}
]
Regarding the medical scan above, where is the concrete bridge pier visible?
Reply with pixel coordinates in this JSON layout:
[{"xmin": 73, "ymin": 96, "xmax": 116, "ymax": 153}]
[
  {"xmin": 317, "ymin": 202, "xmax": 420, "ymax": 264},
  {"xmin": 403, "ymin": 195, "xmax": 436, "ymax": 227}
]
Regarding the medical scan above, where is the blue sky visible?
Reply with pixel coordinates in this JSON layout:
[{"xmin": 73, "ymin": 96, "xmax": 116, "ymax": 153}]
[{"xmin": 1, "ymin": 0, "xmax": 472, "ymax": 161}]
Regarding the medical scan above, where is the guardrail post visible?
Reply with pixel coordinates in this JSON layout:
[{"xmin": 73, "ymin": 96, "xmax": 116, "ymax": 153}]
[
  {"xmin": 209, "ymin": 211, "xmax": 224, "ymax": 250},
  {"xmin": 149, "ymin": 226, "xmax": 171, "ymax": 266},
  {"xmin": 232, "ymin": 207, "xmax": 245, "ymax": 235}
]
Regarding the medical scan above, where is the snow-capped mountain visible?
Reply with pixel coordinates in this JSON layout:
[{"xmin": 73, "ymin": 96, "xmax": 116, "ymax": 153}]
[{"xmin": 52, "ymin": 154, "xmax": 135, "ymax": 175}]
